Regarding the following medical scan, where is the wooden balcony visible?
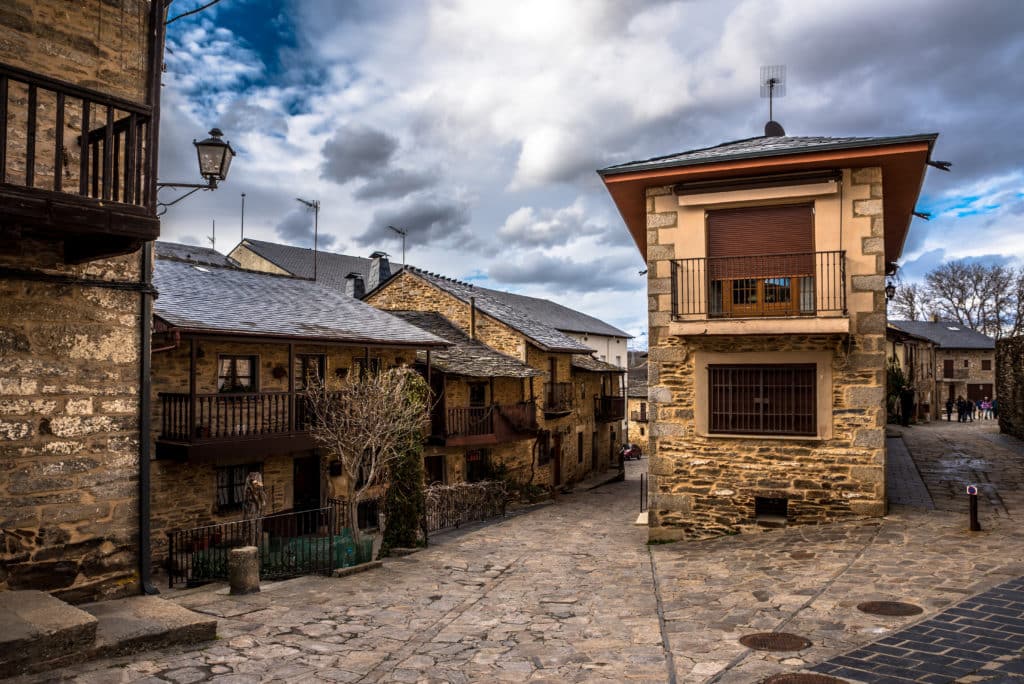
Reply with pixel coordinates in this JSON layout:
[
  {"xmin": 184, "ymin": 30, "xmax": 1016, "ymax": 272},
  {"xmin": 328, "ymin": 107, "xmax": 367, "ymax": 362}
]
[
  {"xmin": 156, "ymin": 391, "xmax": 337, "ymax": 461},
  {"xmin": 594, "ymin": 394, "xmax": 625, "ymax": 422},
  {"xmin": 431, "ymin": 402, "xmax": 538, "ymax": 447},
  {"xmin": 543, "ymin": 382, "xmax": 574, "ymax": 417},
  {"xmin": 669, "ymin": 251, "xmax": 849, "ymax": 335},
  {"xmin": 0, "ymin": 62, "xmax": 158, "ymax": 262}
]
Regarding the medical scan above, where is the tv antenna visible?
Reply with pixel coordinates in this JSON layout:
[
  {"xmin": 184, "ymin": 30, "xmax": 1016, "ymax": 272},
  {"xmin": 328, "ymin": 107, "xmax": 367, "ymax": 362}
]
[
  {"xmin": 296, "ymin": 198, "xmax": 320, "ymax": 281},
  {"xmin": 208, "ymin": 219, "xmax": 215, "ymax": 251},
  {"xmin": 760, "ymin": 64, "xmax": 787, "ymax": 131}
]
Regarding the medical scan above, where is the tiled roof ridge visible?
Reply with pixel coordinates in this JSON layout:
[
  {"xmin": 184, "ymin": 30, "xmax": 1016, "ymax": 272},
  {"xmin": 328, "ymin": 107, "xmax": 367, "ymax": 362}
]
[{"xmin": 405, "ymin": 265, "xmax": 475, "ymax": 288}]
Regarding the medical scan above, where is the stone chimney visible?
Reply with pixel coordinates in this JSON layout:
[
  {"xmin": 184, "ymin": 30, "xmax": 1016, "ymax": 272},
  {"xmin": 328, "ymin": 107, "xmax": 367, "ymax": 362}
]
[
  {"xmin": 367, "ymin": 251, "xmax": 391, "ymax": 292},
  {"xmin": 344, "ymin": 272, "xmax": 365, "ymax": 299}
]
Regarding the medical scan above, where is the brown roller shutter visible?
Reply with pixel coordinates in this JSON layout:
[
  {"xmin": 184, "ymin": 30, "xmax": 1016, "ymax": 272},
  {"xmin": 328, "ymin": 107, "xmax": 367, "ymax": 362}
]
[{"xmin": 707, "ymin": 204, "xmax": 814, "ymax": 279}]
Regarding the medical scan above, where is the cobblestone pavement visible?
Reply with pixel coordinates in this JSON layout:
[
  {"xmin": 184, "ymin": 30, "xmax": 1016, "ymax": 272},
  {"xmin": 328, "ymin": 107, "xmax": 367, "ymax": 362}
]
[{"xmin": 15, "ymin": 422, "xmax": 1024, "ymax": 683}]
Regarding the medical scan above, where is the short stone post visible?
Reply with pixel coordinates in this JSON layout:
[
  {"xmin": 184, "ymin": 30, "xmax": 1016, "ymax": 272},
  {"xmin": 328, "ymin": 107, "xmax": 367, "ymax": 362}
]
[{"xmin": 228, "ymin": 546, "xmax": 260, "ymax": 595}]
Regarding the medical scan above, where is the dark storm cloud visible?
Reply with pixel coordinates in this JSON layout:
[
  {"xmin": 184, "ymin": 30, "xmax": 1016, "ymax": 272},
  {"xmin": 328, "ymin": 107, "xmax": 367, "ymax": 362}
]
[
  {"xmin": 320, "ymin": 124, "xmax": 399, "ymax": 185},
  {"xmin": 358, "ymin": 200, "xmax": 472, "ymax": 248},
  {"xmin": 275, "ymin": 207, "xmax": 336, "ymax": 249},
  {"xmin": 489, "ymin": 253, "xmax": 643, "ymax": 293},
  {"xmin": 353, "ymin": 168, "xmax": 436, "ymax": 200}
]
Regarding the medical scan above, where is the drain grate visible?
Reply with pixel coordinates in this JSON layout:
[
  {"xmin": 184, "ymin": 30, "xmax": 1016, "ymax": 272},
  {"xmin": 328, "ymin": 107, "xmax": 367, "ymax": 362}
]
[
  {"xmin": 762, "ymin": 674, "xmax": 847, "ymax": 684},
  {"xmin": 739, "ymin": 632, "xmax": 812, "ymax": 651},
  {"xmin": 856, "ymin": 600, "xmax": 923, "ymax": 616}
]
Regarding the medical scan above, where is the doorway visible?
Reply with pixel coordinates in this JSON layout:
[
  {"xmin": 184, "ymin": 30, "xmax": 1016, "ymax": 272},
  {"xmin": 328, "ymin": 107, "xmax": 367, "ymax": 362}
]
[
  {"xmin": 293, "ymin": 453, "xmax": 321, "ymax": 512},
  {"xmin": 552, "ymin": 433, "xmax": 562, "ymax": 486}
]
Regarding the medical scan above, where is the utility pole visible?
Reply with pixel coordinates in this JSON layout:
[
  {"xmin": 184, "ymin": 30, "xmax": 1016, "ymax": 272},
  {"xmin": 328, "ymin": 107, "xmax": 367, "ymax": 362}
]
[
  {"xmin": 240, "ymin": 193, "xmax": 246, "ymax": 242},
  {"xmin": 388, "ymin": 225, "xmax": 407, "ymax": 266},
  {"xmin": 296, "ymin": 197, "xmax": 320, "ymax": 280}
]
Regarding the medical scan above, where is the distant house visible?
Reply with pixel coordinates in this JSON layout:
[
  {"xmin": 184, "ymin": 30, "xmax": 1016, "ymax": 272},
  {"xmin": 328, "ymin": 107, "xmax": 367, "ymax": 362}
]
[
  {"xmin": 600, "ymin": 128, "xmax": 939, "ymax": 540},
  {"xmin": 885, "ymin": 323, "xmax": 937, "ymax": 422},
  {"xmin": 227, "ymin": 238, "xmax": 393, "ymax": 295},
  {"xmin": 626, "ymin": 354, "xmax": 649, "ymax": 452},
  {"xmin": 367, "ymin": 267, "xmax": 626, "ymax": 487},
  {"xmin": 148, "ymin": 244, "xmax": 447, "ymax": 564},
  {"xmin": 888, "ymin": 320, "xmax": 996, "ymax": 417}
]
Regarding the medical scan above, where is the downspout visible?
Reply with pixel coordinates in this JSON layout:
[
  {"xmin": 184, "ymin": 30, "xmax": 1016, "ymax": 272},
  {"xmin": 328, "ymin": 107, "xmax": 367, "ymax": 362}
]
[
  {"xmin": 139, "ymin": 0, "xmax": 168, "ymax": 596},
  {"xmin": 470, "ymin": 297, "xmax": 476, "ymax": 340}
]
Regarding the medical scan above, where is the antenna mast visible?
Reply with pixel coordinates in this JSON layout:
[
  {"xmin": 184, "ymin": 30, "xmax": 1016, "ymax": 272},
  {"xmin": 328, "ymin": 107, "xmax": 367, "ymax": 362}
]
[
  {"xmin": 388, "ymin": 225, "xmax": 407, "ymax": 266},
  {"xmin": 759, "ymin": 65, "xmax": 787, "ymax": 135},
  {"xmin": 296, "ymin": 198, "xmax": 320, "ymax": 281},
  {"xmin": 208, "ymin": 219, "xmax": 215, "ymax": 251}
]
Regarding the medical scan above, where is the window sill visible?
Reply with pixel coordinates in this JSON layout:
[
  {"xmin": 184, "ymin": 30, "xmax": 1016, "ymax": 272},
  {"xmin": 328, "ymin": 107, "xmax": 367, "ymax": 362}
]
[
  {"xmin": 700, "ymin": 431, "xmax": 824, "ymax": 442},
  {"xmin": 671, "ymin": 316, "xmax": 849, "ymax": 336}
]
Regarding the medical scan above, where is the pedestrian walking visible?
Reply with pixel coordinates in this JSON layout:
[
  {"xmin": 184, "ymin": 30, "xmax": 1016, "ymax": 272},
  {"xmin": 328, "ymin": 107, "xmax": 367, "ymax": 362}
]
[
  {"xmin": 981, "ymin": 397, "xmax": 992, "ymax": 420},
  {"xmin": 956, "ymin": 396, "xmax": 966, "ymax": 423},
  {"xmin": 945, "ymin": 398, "xmax": 953, "ymax": 421}
]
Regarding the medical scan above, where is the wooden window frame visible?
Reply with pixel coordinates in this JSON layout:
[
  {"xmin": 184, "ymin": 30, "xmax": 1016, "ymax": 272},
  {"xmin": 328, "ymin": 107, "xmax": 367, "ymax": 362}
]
[
  {"xmin": 215, "ymin": 462, "xmax": 262, "ymax": 511},
  {"xmin": 217, "ymin": 354, "xmax": 258, "ymax": 393},
  {"xmin": 982, "ymin": 359, "xmax": 992, "ymax": 371}
]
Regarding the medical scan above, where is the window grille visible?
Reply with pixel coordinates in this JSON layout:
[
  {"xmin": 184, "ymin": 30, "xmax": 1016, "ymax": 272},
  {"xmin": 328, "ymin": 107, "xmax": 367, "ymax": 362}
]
[{"xmin": 708, "ymin": 364, "xmax": 816, "ymax": 436}]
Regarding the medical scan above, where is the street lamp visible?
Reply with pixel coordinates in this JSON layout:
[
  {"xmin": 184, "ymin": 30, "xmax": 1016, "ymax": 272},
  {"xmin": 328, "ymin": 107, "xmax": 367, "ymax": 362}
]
[
  {"xmin": 885, "ymin": 280, "xmax": 897, "ymax": 301},
  {"xmin": 156, "ymin": 128, "xmax": 236, "ymax": 213}
]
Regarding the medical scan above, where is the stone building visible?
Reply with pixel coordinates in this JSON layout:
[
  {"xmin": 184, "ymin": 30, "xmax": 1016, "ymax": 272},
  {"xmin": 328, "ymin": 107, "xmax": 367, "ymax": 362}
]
[
  {"xmin": 148, "ymin": 244, "xmax": 447, "ymax": 564},
  {"xmin": 995, "ymin": 335, "xmax": 1024, "ymax": 439},
  {"xmin": 626, "ymin": 354, "xmax": 650, "ymax": 453},
  {"xmin": 889, "ymin": 320, "xmax": 996, "ymax": 418},
  {"xmin": 885, "ymin": 323, "xmax": 937, "ymax": 422},
  {"xmin": 599, "ymin": 128, "xmax": 940, "ymax": 540},
  {"xmin": 1, "ymin": 1, "xmax": 166, "ymax": 600},
  {"xmin": 366, "ymin": 267, "xmax": 625, "ymax": 488}
]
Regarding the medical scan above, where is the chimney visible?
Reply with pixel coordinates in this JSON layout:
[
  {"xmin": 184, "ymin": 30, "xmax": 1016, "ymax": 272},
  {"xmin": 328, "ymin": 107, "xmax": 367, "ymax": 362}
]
[
  {"xmin": 368, "ymin": 251, "xmax": 391, "ymax": 292},
  {"xmin": 344, "ymin": 272, "xmax": 365, "ymax": 299}
]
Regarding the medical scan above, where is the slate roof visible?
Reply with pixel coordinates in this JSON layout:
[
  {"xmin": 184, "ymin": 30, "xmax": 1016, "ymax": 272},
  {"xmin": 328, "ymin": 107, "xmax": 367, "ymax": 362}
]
[
  {"xmin": 888, "ymin": 320, "xmax": 995, "ymax": 350},
  {"xmin": 478, "ymin": 288, "xmax": 631, "ymax": 338},
  {"xmin": 236, "ymin": 239, "xmax": 376, "ymax": 291},
  {"xmin": 155, "ymin": 241, "xmax": 238, "ymax": 267},
  {"xmin": 571, "ymin": 355, "xmax": 626, "ymax": 373},
  {"xmin": 598, "ymin": 133, "xmax": 939, "ymax": 176},
  {"xmin": 389, "ymin": 311, "xmax": 542, "ymax": 379},
  {"xmin": 627, "ymin": 363, "xmax": 648, "ymax": 398},
  {"xmin": 153, "ymin": 257, "xmax": 447, "ymax": 347},
  {"xmin": 405, "ymin": 267, "xmax": 594, "ymax": 354}
]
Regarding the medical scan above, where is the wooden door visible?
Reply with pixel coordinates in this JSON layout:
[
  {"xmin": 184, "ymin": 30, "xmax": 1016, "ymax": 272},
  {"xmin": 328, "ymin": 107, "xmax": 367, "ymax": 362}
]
[
  {"xmin": 293, "ymin": 453, "xmax": 320, "ymax": 512},
  {"xmin": 552, "ymin": 433, "xmax": 562, "ymax": 486}
]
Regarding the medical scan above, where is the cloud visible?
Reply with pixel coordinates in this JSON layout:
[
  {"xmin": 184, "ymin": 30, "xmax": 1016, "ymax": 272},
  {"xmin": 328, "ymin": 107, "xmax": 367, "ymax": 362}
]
[
  {"xmin": 358, "ymin": 200, "xmax": 473, "ymax": 248},
  {"xmin": 320, "ymin": 124, "xmax": 399, "ymax": 184},
  {"xmin": 496, "ymin": 199, "xmax": 607, "ymax": 249},
  {"xmin": 275, "ymin": 207, "xmax": 336, "ymax": 249},
  {"xmin": 489, "ymin": 252, "xmax": 642, "ymax": 292},
  {"xmin": 353, "ymin": 168, "xmax": 436, "ymax": 200}
]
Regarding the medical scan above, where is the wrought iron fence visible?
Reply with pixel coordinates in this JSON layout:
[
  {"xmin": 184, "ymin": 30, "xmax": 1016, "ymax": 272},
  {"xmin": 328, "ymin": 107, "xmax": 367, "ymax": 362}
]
[
  {"xmin": 670, "ymin": 250, "xmax": 846, "ymax": 319},
  {"xmin": 424, "ymin": 481, "xmax": 508, "ymax": 533},
  {"xmin": 165, "ymin": 500, "xmax": 375, "ymax": 587}
]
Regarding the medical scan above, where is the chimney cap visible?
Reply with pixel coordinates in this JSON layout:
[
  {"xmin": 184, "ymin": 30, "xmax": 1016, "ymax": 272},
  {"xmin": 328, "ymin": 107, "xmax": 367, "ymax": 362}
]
[
  {"xmin": 369, "ymin": 250, "xmax": 389, "ymax": 259},
  {"xmin": 764, "ymin": 120, "xmax": 786, "ymax": 137},
  {"xmin": 345, "ymin": 272, "xmax": 363, "ymax": 280}
]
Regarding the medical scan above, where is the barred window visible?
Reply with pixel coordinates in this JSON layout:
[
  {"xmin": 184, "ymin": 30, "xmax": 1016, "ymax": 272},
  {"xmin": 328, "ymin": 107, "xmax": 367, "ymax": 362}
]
[
  {"xmin": 708, "ymin": 364, "xmax": 817, "ymax": 436},
  {"xmin": 215, "ymin": 463, "xmax": 262, "ymax": 510}
]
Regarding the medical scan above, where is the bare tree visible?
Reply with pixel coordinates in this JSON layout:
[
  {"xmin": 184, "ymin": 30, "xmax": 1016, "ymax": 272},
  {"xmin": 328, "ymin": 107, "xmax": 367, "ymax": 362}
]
[
  {"xmin": 923, "ymin": 260, "xmax": 1021, "ymax": 339},
  {"xmin": 303, "ymin": 367, "xmax": 430, "ymax": 552},
  {"xmin": 889, "ymin": 282, "xmax": 929, "ymax": 321}
]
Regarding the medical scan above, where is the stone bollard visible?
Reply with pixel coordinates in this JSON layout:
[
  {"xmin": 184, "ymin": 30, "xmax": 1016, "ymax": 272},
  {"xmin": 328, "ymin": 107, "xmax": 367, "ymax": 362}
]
[{"xmin": 228, "ymin": 546, "xmax": 260, "ymax": 595}]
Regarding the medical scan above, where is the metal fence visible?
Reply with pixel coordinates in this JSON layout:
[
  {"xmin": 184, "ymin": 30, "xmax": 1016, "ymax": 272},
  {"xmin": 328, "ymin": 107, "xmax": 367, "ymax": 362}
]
[
  {"xmin": 424, "ymin": 481, "xmax": 508, "ymax": 533},
  {"xmin": 640, "ymin": 473, "xmax": 648, "ymax": 513},
  {"xmin": 166, "ymin": 500, "xmax": 374, "ymax": 587}
]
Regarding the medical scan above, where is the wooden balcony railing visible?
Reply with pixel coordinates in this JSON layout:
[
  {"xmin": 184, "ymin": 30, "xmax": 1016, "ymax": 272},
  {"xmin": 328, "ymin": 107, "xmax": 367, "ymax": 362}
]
[
  {"xmin": 670, "ymin": 251, "xmax": 846, "ymax": 319},
  {"xmin": 544, "ymin": 382, "xmax": 574, "ymax": 415},
  {"xmin": 447, "ymin": 406, "xmax": 494, "ymax": 438},
  {"xmin": 594, "ymin": 394, "xmax": 625, "ymax": 422},
  {"xmin": 497, "ymin": 401, "xmax": 539, "ymax": 433},
  {"xmin": 0, "ymin": 62, "xmax": 157, "ymax": 259},
  {"xmin": 159, "ymin": 391, "xmax": 340, "ymax": 443},
  {"xmin": 435, "ymin": 402, "xmax": 538, "ymax": 445}
]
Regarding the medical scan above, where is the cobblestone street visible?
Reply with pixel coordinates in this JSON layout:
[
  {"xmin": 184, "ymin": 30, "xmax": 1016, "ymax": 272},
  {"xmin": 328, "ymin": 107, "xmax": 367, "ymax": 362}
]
[{"xmin": 15, "ymin": 421, "xmax": 1024, "ymax": 683}]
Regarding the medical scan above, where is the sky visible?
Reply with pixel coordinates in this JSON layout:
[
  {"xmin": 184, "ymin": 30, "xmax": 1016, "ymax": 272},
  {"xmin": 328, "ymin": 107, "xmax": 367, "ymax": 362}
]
[{"xmin": 157, "ymin": 0, "xmax": 1024, "ymax": 348}]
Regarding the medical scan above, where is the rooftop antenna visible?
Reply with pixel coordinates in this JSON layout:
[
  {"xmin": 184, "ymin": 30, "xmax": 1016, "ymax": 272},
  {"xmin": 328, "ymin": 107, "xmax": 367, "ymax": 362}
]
[
  {"xmin": 760, "ymin": 64, "xmax": 787, "ymax": 136},
  {"xmin": 296, "ymin": 197, "xmax": 320, "ymax": 281},
  {"xmin": 388, "ymin": 225, "xmax": 407, "ymax": 266},
  {"xmin": 240, "ymin": 193, "xmax": 246, "ymax": 242},
  {"xmin": 208, "ymin": 219, "xmax": 215, "ymax": 251}
]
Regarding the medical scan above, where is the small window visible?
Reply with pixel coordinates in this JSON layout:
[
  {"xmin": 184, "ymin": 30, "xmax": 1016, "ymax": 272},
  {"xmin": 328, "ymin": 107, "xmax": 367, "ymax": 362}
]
[
  {"xmin": 709, "ymin": 364, "xmax": 816, "ymax": 436},
  {"xmin": 639, "ymin": 426, "xmax": 645, "ymax": 436},
  {"xmin": 982, "ymin": 359, "xmax": 992, "ymax": 371},
  {"xmin": 353, "ymin": 357, "xmax": 381, "ymax": 378},
  {"xmin": 468, "ymin": 382, "xmax": 487, "ymax": 407},
  {"xmin": 465, "ymin": 449, "xmax": 490, "ymax": 482},
  {"xmin": 424, "ymin": 455, "xmax": 445, "ymax": 484},
  {"xmin": 297, "ymin": 354, "xmax": 326, "ymax": 388},
  {"xmin": 963, "ymin": 360, "xmax": 969, "ymax": 368},
  {"xmin": 218, "ymin": 356, "xmax": 257, "ymax": 392},
  {"xmin": 215, "ymin": 463, "xmax": 262, "ymax": 511}
]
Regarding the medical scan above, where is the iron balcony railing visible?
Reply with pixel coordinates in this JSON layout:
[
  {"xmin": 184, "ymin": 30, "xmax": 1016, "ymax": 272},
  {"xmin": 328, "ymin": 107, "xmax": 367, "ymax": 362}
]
[
  {"xmin": 0, "ymin": 61, "xmax": 153, "ymax": 208},
  {"xmin": 158, "ymin": 390, "xmax": 341, "ymax": 442},
  {"xmin": 670, "ymin": 251, "xmax": 846, "ymax": 320},
  {"xmin": 544, "ymin": 382, "xmax": 574, "ymax": 414},
  {"xmin": 594, "ymin": 394, "xmax": 625, "ymax": 422}
]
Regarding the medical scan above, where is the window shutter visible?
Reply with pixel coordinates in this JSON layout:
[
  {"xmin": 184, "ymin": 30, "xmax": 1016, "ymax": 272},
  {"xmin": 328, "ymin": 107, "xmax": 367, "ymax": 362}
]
[{"xmin": 707, "ymin": 204, "xmax": 814, "ymax": 279}]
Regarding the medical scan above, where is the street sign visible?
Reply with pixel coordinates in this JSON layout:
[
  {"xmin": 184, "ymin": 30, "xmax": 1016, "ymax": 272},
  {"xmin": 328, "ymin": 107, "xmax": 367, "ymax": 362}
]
[{"xmin": 966, "ymin": 484, "xmax": 979, "ymax": 496}]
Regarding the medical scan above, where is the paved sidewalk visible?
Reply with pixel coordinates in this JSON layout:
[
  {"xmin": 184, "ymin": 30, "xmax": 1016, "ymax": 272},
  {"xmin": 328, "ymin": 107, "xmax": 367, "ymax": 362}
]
[{"xmin": 12, "ymin": 425, "xmax": 1024, "ymax": 683}]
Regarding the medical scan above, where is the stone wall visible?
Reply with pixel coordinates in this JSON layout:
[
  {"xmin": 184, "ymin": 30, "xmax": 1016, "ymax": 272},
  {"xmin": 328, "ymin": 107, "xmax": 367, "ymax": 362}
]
[
  {"xmin": 0, "ymin": 242, "xmax": 144, "ymax": 601},
  {"xmin": 645, "ymin": 167, "xmax": 888, "ymax": 541},
  {"xmin": 226, "ymin": 246, "xmax": 291, "ymax": 276},
  {"xmin": 933, "ymin": 348, "xmax": 997, "ymax": 413},
  {"xmin": 996, "ymin": 336, "xmax": 1024, "ymax": 439}
]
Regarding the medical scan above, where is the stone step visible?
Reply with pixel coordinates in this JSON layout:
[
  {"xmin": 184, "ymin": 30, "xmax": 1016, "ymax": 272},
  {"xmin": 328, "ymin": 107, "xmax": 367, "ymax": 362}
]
[
  {"xmin": 0, "ymin": 591, "xmax": 217, "ymax": 677},
  {"xmin": 0, "ymin": 589, "xmax": 97, "ymax": 679}
]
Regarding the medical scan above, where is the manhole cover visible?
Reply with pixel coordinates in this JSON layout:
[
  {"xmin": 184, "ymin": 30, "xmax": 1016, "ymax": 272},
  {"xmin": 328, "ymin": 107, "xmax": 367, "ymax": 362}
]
[
  {"xmin": 762, "ymin": 675, "xmax": 847, "ymax": 684},
  {"xmin": 739, "ymin": 632, "xmax": 812, "ymax": 651},
  {"xmin": 856, "ymin": 601, "xmax": 923, "ymax": 616}
]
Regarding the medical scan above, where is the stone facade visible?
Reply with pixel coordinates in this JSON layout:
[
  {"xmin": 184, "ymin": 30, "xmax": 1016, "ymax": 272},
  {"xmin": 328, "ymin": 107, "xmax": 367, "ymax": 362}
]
[
  {"xmin": 996, "ymin": 336, "xmax": 1024, "ymax": 439},
  {"xmin": 645, "ymin": 168, "xmax": 889, "ymax": 541},
  {"xmin": 0, "ymin": 242, "xmax": 145, "ymax": 601},
  {"xmin": 886, "ymin": 330, "xmax": 936, "ymax": 422},
  {"xmin": 934, "ymin": 348, "xmax": 997, "ymax": 414}
]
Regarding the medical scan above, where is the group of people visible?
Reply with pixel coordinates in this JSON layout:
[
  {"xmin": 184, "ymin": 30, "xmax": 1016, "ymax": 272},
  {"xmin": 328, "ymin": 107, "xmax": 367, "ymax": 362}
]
[{"xmin": 945, "ymin": 396, "xmax": 998, "ymax": 422}]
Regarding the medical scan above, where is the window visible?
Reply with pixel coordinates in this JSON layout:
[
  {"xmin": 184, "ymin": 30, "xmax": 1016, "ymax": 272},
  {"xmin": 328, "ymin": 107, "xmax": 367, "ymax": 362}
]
[
  {"xmin": 639, "ymin": 426, "xmax": 645, "ymax": 436},
  {"xmin": 297, "ymin": 354, "xmax": 326, "ymax": 388},
  {"xmin": 353, "ymin": 357, "xmax": 381, "ymax": 378},
  {"xmin": 469, "ymin": 382, "xmax": 487, "ymax": 407},
  {"xmin": 217, "ymin": 356, "xmax": 257, "ymax": 392},
  {"xmin": 709, "ymin": 364, "xmax": 816, "ymax": 436},
  {"xmin": 982, "ymin": 359, "xmax": 992, "ymax": 371},
  {"xmin": 424, "ymin": 455, "xmax": 445, "ymax": 484},
  {"xmin": 215, "ymin": 463, "xmax": 262, "ymax": 510},
  {"xmin": 963, "ymin": 359, "xmax": 969, "ymax": 368},
  {"xmin": 465, "ymin": 449, "xmax": 490, "ymax": 483},
  {"xmin": 943, "ymin": 359, "xmax": 954, "ymax": 378}
]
